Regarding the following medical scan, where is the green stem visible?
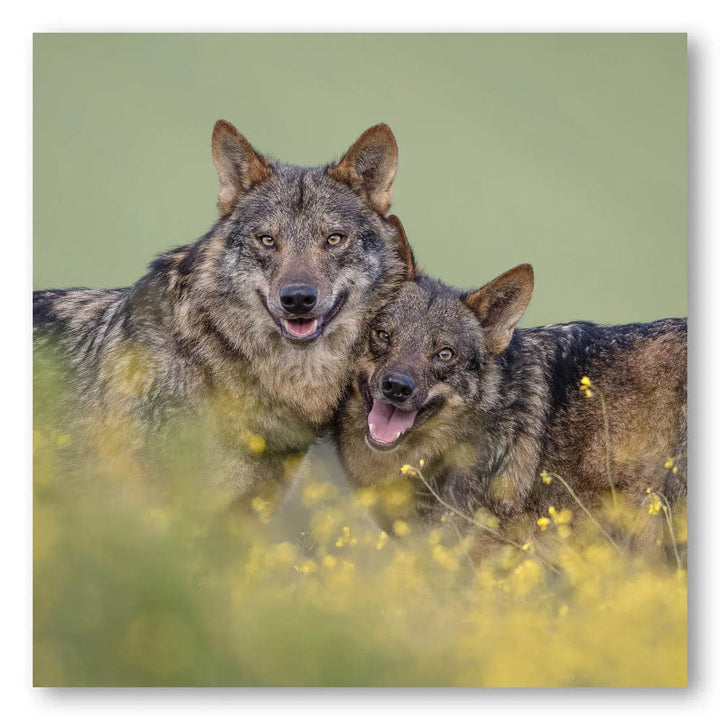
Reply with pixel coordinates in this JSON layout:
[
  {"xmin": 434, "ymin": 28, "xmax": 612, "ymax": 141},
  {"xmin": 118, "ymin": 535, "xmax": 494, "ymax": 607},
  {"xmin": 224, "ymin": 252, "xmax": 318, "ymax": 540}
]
[
  {"xmin": 655, "ymin": 490, "xmax": 683, "ymax": 571},
  {"xmin": 548, "ymin": 472, "xmax": 624, "ymax": 556},
  {"xmin": 446, "ymin": 514, "xmax": 479, "ymax": 576}
]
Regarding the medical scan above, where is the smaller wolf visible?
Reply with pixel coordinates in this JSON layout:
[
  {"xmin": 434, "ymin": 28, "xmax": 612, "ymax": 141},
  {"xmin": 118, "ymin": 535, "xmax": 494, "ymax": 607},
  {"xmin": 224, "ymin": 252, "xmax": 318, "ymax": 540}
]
[{"xmin": 336, "ymin": 228, "xmax": 687, "ymax": 545}]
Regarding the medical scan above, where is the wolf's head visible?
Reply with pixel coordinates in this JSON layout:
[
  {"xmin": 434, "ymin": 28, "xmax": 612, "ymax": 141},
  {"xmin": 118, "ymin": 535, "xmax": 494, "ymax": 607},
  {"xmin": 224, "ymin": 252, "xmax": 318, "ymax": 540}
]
[
  {"xmin": 199, "ymin": 120, "xmax": 405, "ymax": 348},
  {"xmin": 357, "ymin": 261, "xmax": 534, "ymax": 453}
]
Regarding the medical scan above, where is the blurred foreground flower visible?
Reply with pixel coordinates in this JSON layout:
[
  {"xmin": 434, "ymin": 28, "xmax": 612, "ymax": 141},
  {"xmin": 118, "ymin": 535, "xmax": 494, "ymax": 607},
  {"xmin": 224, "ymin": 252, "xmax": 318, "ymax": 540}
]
[
  {"xmin": 250, "ymin": 496, "xmax": 272, "ymax": 523},
  {"xmin": 247, "ymin": 434, "xmax": 265, "ymax": 455},
  {"xmin": 294, "ymin": 559, "xmax": 318, "ymax": 574},
  {"xmin": 548, "ymin": 506, "xmax": 573, "ymax": 539},
  {"xmin": 375, "ymin": 530, "xmax": 389, "ymax": 550},
  {"xmin": 303, "ymin": 480, "xmax": 339, "ymax": 507},
  {"xmin": 335, "ymin": 525, "xmax": 358, "ymax": 548}
]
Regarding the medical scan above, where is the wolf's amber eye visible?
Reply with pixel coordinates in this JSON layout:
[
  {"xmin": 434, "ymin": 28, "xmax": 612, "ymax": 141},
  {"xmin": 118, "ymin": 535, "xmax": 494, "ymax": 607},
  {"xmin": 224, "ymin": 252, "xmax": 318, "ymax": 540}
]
[
  {"xmin": 258, "ymin": 235, "xmax": 276, "ymax": 248},
  {"xmin": 435, "ymin": 347, "xmax": 455, "ymax": 362},
  {"xmin": 375, "ymin": 329, "xmax": 390, "ymax": 344},
  {"xmin": 327, "ymin": 234, "xmax": 346, "ymax": 247}
]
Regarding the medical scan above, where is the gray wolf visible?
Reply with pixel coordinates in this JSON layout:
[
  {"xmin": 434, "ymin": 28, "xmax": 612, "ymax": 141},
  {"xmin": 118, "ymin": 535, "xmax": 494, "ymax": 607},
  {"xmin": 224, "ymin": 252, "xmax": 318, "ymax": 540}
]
[
  {"xmin": 34, "ymin": 120, "xmax": 407, "ymax": 507},
  {"xmin": 335, "ymin": 231, "xmax": 687, "ymax": 544}
]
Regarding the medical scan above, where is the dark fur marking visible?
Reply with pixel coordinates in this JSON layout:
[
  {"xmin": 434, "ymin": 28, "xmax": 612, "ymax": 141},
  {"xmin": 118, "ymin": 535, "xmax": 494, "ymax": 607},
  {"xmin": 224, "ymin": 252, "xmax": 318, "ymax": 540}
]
[
  {"xmin": 33, "ymin": 290, "xmax": 69, "ymax": 329},
  {"xmin": 198, "ymin": 312, "xmax": 246, "ymax": 359},
  {"xmin": 294, "ymin": 171, "xmax": 306, "ymax": 210},
  {"xmin": 177, "ymin": 241, "xmax": 204, "ymax": 277}
]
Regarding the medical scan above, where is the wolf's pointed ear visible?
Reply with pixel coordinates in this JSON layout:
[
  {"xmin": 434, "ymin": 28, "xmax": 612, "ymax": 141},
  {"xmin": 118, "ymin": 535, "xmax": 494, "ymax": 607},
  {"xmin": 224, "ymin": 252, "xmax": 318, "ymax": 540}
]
[
  {"xmin": 329, "ymin": 124, "xmax": 398, "ymax": 215},
  {"xmin": 387, "ymin": 215, "xmax": 417, "ymax": 281},
  {"xmin": 464, "ymin": 264, "xmax": 534, "ymax": 354},
  {"xmin": 211, "ymin": 120, "xmax": 272, "ymax": 215}
]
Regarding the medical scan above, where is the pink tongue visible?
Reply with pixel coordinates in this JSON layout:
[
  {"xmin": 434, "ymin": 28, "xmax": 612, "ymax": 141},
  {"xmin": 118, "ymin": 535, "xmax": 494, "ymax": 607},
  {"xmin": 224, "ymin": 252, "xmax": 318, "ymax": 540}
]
[
  {"xmin": 368, "ymin": 400, "xmax": 418, "ymax": 444},
  {"xmin": 284, "ymin": 319, "xmax": 317, "ymax": 338}
]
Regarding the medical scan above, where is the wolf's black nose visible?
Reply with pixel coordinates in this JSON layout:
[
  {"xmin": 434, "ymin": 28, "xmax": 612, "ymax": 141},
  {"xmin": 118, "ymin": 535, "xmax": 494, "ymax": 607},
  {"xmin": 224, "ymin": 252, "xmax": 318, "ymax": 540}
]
[
  {"xmin": 280, "ymin": 284, "xmax": 318, "ymax": 313},
  {"xmin": 381, "ymin": 372, "xmax": 415, "ymax": 402}
]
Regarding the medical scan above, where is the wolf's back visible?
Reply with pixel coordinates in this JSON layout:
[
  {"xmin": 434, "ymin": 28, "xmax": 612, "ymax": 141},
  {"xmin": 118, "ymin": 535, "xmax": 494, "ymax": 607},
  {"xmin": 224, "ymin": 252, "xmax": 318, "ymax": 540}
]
[
  {"xmin": 530, "ymin": 317, "xmax": 687, "ymax": 501},
  {"xmin": 35, "ymin": 286, "xmax": 126, "ymax": 325},
  {"xmin": 33, "ymin": 286, "xmax": 130, "ymax": 364}
]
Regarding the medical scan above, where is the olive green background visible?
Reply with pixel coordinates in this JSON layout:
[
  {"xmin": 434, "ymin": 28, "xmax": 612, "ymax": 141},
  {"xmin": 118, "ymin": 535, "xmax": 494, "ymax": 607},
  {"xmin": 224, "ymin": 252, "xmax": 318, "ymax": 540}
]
[{"xmin": 33, "ymin": 34, "xmax": 686, "ymax": 326}]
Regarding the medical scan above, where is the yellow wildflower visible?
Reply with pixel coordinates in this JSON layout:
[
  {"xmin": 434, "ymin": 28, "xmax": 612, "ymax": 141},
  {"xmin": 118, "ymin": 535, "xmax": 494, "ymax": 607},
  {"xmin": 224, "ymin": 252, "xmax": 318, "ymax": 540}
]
[
  {"xmin": 310, "ymin": 512, "xmax": 338, "ymax": 543},
  {"xmin": 283, "ymin": 452, "xmax": 305, "ymax": 476},
  {"xmin": 549, "ymin": 507, "xmax": 573, "ymax": 525},
  {"xmin": 247, "ymin": 434, "xmax": 265, "ymax": 454},
  {"xmin": 382, "ymin": 482, "xmax": 413, "ymax": 513},
  {"xmin": 302, "ymin": 481, "xmax": 338, "ymax": 507},
  {"xmin": 512, "ymin": 559, "xmax": 543, "ymax": 588},
  {"xmin": 540, "ymin": 470, "xmax": 552, "ymax": 485},
  {"xmin": 250, "ymin": 496, "xmax": 272, "ymax": 523},
  {"xmin": 648, "ymin": 495, "xmax": 662, "ymax": 515},
  {"xmin": 474, "ymin": 508, "xmax": 500, "ymax": 530},
  {"xmin": 375, "ymin": 530, "xmax": 389, "ymax": 550},
  {"xmin": 432, "ymin": 544, "xmax": 459, "ymax": 571},
  {"xmin": 537, "ymin": 517, "xmax": 550, "ymax": 532},
  {"xmin": 294, "ymin": 559, "xmax": 318, "ymax": 574},
  {"xmin": 393, "ymin": 520, "xmax": 411, "ymax": 538},
  {"xmin": 400, "ymin": 464, "xmax": 418, "ymax": 477},
  {"xmin": 354, "ymin": 487, "xmax": 378, "ymax": 508},
  {"xmin": 335, "ymin": 525, "xmax": 353, "ymax": 548}
]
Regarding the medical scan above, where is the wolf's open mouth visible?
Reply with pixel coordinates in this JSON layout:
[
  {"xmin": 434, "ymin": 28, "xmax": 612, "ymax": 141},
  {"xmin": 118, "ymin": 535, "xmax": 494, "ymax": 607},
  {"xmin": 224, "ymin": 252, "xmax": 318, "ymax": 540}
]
[
  {"xmin": 361, "ymin": 381, "xmax": 444, "ymax": 452},
  {"xmin": 367, "ymin": 400, "xmax": 417, "ymax": 446},
  {"xmin": 282, "ymin": 317, "xmax": 321, "ymax": 340}
]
